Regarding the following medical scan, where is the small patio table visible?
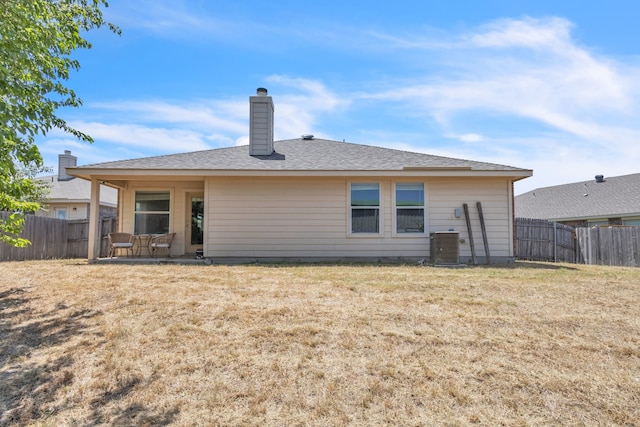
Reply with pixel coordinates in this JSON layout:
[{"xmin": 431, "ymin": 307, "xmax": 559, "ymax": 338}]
[{"xmin": 133, "ymin": 234, "xmax": 153, "ymax": 257}]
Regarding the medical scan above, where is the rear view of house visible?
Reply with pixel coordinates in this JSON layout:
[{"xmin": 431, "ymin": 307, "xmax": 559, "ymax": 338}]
[{"xmin": 69, "ymin": 89, "xmax": 531, "ymax": 262}]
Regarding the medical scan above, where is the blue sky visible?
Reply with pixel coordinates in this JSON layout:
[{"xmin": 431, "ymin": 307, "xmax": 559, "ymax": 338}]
[{"xmin": 39, "ymin": 0, "xmax": 640, "ymax": 194}]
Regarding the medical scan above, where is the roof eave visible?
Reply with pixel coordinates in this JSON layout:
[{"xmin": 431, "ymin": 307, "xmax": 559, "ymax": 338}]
[
  {"xmin": 44, "ymin": 198, "xmax": 117, "ymax": 207},
  {"xmin": 548, "ymin": 212, "xmax": 640, "ymax": 222},
  {"xmin": 68, "ymin": 167, "xmax": 533, "ymax": 181}
]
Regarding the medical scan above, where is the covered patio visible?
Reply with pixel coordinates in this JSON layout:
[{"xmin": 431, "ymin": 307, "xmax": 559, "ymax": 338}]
[{"xmin": 75, "ymin": 174, "xmax": 205, "ymax": 261}]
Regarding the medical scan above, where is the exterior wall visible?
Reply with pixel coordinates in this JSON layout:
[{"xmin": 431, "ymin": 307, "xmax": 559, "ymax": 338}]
[
  {"xmin": 119, "ymin": 180, "xmax": 204, "ymax": 256},
  {"xmin": 427, "ymin": 178, "xmax": 514, "ymax": 263},
  {"xmin": 205, "ymin": 176, "xmax": 515, "ymax": 261},
  {"xmin": 36, "ymin": 203, "xmax": 87, "ymax": 220},
  {"xmin": 37, "ymin": 202, "xmax": 116, "ymax": 220}
]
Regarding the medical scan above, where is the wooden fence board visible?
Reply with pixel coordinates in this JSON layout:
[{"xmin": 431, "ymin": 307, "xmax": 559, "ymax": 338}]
[
  {"xmin": 576, "ymin": 226, "xmax": 640, "ymax": 267},
  {"xmin": 515, "ymin": 218, "xmax": 576, "ymax": 263},
  {"xmin": 0, "ymin": 213, "xmax": 116, "ymax": 261}
]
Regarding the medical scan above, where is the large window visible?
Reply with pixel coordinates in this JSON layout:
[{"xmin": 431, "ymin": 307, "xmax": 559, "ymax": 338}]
[
  {"xmin": 350, "ymin": 183, "xmax": 380, "ymax": 233},
  {"xmin": 396, "ymin": 183, "xmax": 425, "ymax": 233},
  {"xmin": 134, "ymin": 191, "xmax": 170, "ymax": 235}
]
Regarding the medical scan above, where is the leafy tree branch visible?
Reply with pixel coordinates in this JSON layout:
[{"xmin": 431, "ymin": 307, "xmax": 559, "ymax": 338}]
[{"xmin": 0, "ymin": 0, "xmax": 119, "ymax": 246}]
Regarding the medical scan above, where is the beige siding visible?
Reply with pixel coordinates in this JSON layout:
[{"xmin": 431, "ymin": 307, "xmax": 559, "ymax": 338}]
[
  {"xmin": 36, "ymin": 203, "xmax": 89, "ymax": 220},
  {"xmin": 67, "ymin": 203, "xmax": 90, "ymax": 220},
  {"xmin": 114, "ymin": 176, "xmax": 514, "ymax": 260},
  {"xmin": 427, "ymin": 178, "xmax": 514, "ymax": 260},
  {"xmin": 205, "ymin": 176, "xmax": 515, "ymax": 259}
]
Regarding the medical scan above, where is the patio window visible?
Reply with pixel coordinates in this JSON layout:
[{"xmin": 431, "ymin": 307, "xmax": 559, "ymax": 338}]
[
  {"xmin": 134, "ymin": 191, "xmax": 170, "ymax": 235},
  {"xmin": 350, "ymin": 183, "xmax": 380, "ymax": 233},
  {"xmin": 395, "ymin": 183, "xmax": 425, "ymax": 233}
]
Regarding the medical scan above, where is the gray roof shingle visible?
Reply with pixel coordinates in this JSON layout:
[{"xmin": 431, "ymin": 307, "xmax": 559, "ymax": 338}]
[
  {"xmin": 36, "ymin": 175, "xmax": 118, "ymax": 205},
  {"xmin": 515, "ymin": 173, "xmax": 640, "ymax": 220},
  {"xmin": 76, "ymin": 138, "xmax": 529, "ymax": 173}
]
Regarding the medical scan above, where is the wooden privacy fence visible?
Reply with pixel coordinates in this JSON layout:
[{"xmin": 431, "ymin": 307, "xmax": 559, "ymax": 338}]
[
  {"xmin": 515, "ymin": 218, "xmax": 576, "ymax": 263},
  {"xmin": 576, "ymin": 226, "xmax": 640, "ymax": 267},
  {"xmin": 516, "ymin": 218, "xmax": 640, "ymax": 267},
  {"xmin": 0, "ymin": 213, "xmax": 117, "ymax": 261}
]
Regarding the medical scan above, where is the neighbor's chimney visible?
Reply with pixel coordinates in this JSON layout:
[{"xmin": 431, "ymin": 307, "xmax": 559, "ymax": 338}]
[
  {"xmin": 249, "ymin": 87, "xmax": 274, "ymax": 156},
  {"xmin": 58, "ymin": 150, "xmax": 77, "ymax": 181}
]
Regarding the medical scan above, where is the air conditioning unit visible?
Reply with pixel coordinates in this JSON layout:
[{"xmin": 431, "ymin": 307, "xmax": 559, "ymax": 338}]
[{"xmin": 430, "ymin": 231, "xmax": 460, "ymax": 265}]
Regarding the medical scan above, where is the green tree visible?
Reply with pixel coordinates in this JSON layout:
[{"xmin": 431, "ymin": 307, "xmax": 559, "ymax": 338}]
[{"xmin": 0, "ymin": 0, "xmax": 118, "ymax": 246}]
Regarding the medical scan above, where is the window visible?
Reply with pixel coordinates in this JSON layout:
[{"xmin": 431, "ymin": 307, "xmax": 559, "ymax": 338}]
[
  {"xmin": 396, "ymin": 183, "xmax": 425, "ymax": 233},
  {"xmin": 134, "ymin": 191, "xmax": 170, "ymax": 234},
  {"xmin": 54, "ymin": 208, "xmax": 67, "ymax": 220},
  {"xmin": 350, "ymin": 183, "xmax": 380, "ymax": 233}
]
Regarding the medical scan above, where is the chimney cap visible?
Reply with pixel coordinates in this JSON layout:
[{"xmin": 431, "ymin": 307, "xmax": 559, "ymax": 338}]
[
  {"xmin": 256, "ymin": 87, "xmax": 268, "ymax": 96},
  {"xmin": 595, "ymin": 174, "xmax": 605, "ymax": 183}
]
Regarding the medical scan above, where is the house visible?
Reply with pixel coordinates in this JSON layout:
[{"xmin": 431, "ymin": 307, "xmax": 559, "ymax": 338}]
[
  {"xmin": 68, "ymin": 88, "xmax": 532, "ymax": 262},
  {"xmin": 36, "ymin": 151, "xmax": 118, "ymax": 220},
  {"xmin": 515, "ymin": 173, "xmax": 640, "ymax": 227}
]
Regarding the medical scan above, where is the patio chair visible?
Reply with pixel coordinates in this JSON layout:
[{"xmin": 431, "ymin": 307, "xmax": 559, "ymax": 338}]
[
  {"xmin": 108, "ymin": 232, "xmax": 134, "ymax": 258},
  {"xmin": 150, "ymin": 233, "xmax": 176, "ymax": 258}
]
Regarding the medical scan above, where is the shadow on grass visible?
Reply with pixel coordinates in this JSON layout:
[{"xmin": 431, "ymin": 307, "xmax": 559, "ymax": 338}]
[
  {"xmin": 84, "ymin": 376, "xmax": 178, "ymax": 426},
  {"xmin": 0, "ymin": 287, "xmax": 177, "ymax": 426},
  {"xmin": 106, "ymin": 404, "xmax": 179, "ymax": 427}
]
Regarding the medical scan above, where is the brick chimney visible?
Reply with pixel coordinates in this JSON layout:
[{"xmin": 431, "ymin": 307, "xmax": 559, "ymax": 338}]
[
  {"xmin": 249, "ymin": 87, "xmax": 274, "ymax": 156},
  {"xmin": 58, "ymin": 150, "xmax": 77, "ymax": 181}
]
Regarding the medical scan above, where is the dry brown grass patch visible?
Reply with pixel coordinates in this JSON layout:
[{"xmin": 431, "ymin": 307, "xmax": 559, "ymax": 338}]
[{"xmin": 0, "ymin": 260, "xmax": 638, "ymax": 426}]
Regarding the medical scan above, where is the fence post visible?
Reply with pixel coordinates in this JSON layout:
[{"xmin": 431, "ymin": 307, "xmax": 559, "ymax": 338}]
[{"xmin": 553, "ymin": 221, "xmax": 557, "ymax": 263}]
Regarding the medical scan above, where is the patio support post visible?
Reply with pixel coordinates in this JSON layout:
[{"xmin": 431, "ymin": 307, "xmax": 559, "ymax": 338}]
[{"xmin": 88, "ymin": 178, "xmax": 101, "ymax": 260}]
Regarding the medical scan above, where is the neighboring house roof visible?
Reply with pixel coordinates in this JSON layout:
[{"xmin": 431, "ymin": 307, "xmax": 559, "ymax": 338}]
[
  {"xmin": 69, "ymin": 138, "xmax": 531, "ymax": 179},
  {"xmin": 37, "ymin": 175, "xmax": 118, "ymax": 207},
  {"xmin": 515, "ymin": 173, "xmax": 640, "ymax": 221}
]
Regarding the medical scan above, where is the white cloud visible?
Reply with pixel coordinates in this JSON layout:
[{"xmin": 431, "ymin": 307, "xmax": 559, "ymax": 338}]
[
  {"xmin": 89, "ymin": 100, "xmax": 247, "ymax": 134},
  {"xmin": 355, "ymin": 16, "xmax": 640, "ymax": 194},
  {"xmin": 37, "ymin": 14, "xmax": 640, "ymax": 196},
  {"xmin": 235, "ymin": 136, "xmax": 249, "ymax": 147},
  {"xmin": 470, "ymin": 17, "xmax": 573, "ymax": 50},
  {"xmin": 262, "ymin": 76, "xmax": 350, "ymax": 139},
  {"xmin": 46, "ymin": 78, "xmax": 350, "ymax": 167},
  {"xmin": 449, "ymin": 133, "xmax": 484, "ymax": 143},
  {"xmin": 108, "ymin": 1, "xmax": 232, "ymax": 39},
  {"xmin": 69, "ymin": 122, "xmax": 212, "ymax": 152}
]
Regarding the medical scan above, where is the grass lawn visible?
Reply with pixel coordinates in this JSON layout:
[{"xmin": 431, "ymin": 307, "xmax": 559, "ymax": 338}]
[{"xmin": 0, "ymin": 260, "xmax": 639, "ymax": 426}]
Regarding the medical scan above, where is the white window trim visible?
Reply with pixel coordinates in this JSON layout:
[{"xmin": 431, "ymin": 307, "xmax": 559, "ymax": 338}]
[
  {"xmin": 392, "ymin": 182, "xmax": 427, "ymax": 237},
  {"xmin": 347, "ymin": 181, "xmax": 383, "ymax": 237}
]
